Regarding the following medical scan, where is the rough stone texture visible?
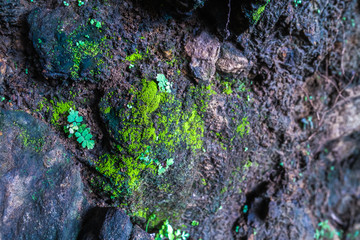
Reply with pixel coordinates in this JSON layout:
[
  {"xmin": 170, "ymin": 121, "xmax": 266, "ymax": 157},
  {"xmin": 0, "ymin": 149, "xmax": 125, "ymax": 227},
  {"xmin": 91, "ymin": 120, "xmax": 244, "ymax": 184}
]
[
  {"xmin": 100, "ymin": 209, "xmax": 133, "ymax": 240},
  {"xmin": 206, "ymin": 95, "xmax": 228, "ymax": 132},
  {"xmin": 78, "ymin": 208, "xmax": 150, "ymax": 240},
  {"xmin": 27, "ymin": 7, "xmax": 109, "ymax": 81},
  {"xmin": 185, "ymin": 31, "xmax": 220, "ymax": 82},
  {"xmin": 0, "ymin": 0, "xmax": 27, "ymax": 27},
  {"xmin": 0, "ymin": 110, "xmax": 88, "ymax": 240},
  {"xmin": 161, "ymin": 0, "xmax": 208, "ymax": 16},
  {"xmin": 216, "ymin": 43, "xmax": 251, "ymax": 75},
  {"xmin": 130, "ymin": 225, "xmax": 152, "ymax": 240},
  {"xmin": 0, "ymin": 58, "xmax": 6, "ymax": 87},
  {"xmin": 325, "ymin": 96, "xmax": 360, "ymax": 141},
  {"xmin": 307, "ymin": 130, "xmax": 360, "ymax": 239}
]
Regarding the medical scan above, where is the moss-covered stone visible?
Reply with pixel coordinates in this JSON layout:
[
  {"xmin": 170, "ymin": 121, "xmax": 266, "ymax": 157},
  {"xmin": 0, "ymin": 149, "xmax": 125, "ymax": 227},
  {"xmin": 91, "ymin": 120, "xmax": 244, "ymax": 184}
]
[
  {"xmin": 27, "ymin": 8, "xmax": 109, "ymax": 81},
  {"xmin": 97, "ymin": 79, "xmax": 207, "ymax": 225}
]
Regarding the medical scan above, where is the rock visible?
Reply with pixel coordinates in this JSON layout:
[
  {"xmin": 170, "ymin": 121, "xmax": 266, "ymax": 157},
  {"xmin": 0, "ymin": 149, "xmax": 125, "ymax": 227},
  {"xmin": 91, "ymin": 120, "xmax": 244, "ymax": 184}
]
[
  {"xmin": 324, "ymin": 96, "xmax": 360, "ymax": 141},
  {"xmin": 161, "ymin": 0, "xmax": 208, "ymax": 16},
  {"xmin": 0, "ymin": 0, "xmax": 28, "ymax": 27},
  {"xmin": 185, "ymin": 31, "xmax": 220, "ymax": 82},
  {"xmin": 0, "ymin": 110, "xmax": 88, "ymax": 240},
  {"xmin": 216, "ymin": 43, "xmax": 251, "ymax": 75},
  {"xmin": 308, "ymin": 131, "xmax": 360, "ymax": 237},
  {"xmin": 130, "ymin": 225, "xmax": 152, "ymax": 240},
  {"xmin": 100, "ymin": 209, "xmax": 133, "ymax": 240},
  {"xmin": 78, "ymin": 208, "xmax": 151, "ymax": 240},
  {"xmin": 97, "ymin": 80, "xmax": 205, "ymax": 226},
  {"xmin": 207, "ymin": 96, "xmax": 228, "ymax": 132},
  {"xmin": 27, "ymin": 8, "xmax": 109, "ymax": 81},
  {"xmin": 0, "ymin": 57, "xmax": 6, "ymax": 86}
]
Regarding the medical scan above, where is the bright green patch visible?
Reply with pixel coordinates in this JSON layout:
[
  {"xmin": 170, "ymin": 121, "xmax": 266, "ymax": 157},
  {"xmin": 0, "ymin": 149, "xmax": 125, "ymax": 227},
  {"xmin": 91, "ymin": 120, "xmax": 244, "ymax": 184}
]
[
  {"xmin": 223, "ymin": 82, "xmax": 233, "ymax": 95},
  {"xmin": 51, "ymin": 101, "xmax": 75, "ymax": 125},
  {"xmin": 18, "ymin": 129, "xmax": 45, "ymax": 153},
  {"xmin": 191, "ymin": 220, "xmax": 199, "ymax": 226},
  {"xmin": 125, "ymin": 49, "xmax": 143, "ymax": 64},
  {"xmin": 236, "ymin": 117, "xmax": 250, "ymax": 138},
  {"xmin": 155, "ymin": 220, "xmax": 190, "ymax": 240},
  {"xmin": 252, "ymin": 0, "xmax": 271, "ymax": 23},
  {"xmin": 97, "ymin": 80, "xmax": 205, "ymax": 199}
]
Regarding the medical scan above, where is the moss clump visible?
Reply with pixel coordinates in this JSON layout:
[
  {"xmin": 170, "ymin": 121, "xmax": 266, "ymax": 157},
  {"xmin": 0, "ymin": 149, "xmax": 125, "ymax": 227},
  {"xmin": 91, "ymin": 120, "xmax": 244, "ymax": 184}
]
[
  {"xmin": 138, "ymin": 80, "xmax": 161, "ymax": 123},
  {"xmin": 236, "ymin": 117, "xmax": 250, "ymax": 137},
  {"xmin": 97, "ymin": 79, "xmax": 205, "ymax": 200},
  {"xmin": 18, "ymin": 128, "xmax": 45, "ymax": 153},
  {"xmin": 67, "ymin": 38, "xmax": 106, "ymax": 79},
  {"xmin": 63, "ymin": 22, "xmax": 109, "ymax": 80},
  {"xmin": 125, "ymin": 49, "xmax": 143, "ymax": 64},
  {"xmin": 51, "ymin": 101, "xmax": 75, "ymax": 125}
]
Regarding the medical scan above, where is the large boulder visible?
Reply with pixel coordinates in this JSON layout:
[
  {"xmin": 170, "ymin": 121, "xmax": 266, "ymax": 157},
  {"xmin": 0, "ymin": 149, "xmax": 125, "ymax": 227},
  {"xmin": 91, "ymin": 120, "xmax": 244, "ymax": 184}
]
[{"xmin": 0, "ymin": 110, "xmax": 88, "ymax": 240}]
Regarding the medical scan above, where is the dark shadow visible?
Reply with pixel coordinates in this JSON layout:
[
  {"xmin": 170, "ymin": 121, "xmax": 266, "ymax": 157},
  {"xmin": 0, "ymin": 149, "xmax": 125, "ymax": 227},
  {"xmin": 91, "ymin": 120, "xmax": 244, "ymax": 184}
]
[{"xmin": 77, "ymin": 207, "xmax": 111, "ymax": 240}]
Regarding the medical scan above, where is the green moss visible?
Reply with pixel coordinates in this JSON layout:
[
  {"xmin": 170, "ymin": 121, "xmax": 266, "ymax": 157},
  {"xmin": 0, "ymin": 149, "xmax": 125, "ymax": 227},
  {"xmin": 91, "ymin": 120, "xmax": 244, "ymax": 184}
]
[
  {"xmin": 104, "ymin": 106, "xmax": 111, "ymax": 114},
  {"xmin": 51, "ymin": 101, "xmax": 75, "ymax": 125},
  {"xmin": 252, "ymin": 0, "xmax": 271, "ymax": 23},
  {"xmin": 17, "ymin": 127, "xmax": 45, "ymax": 153},
  {"xmin": 236, "ymin": 117, "xmax": 250, "ymax": 138},
  {"xmin": 138, "ymin": 80, "xmax": 162, "ymax": 122},
  {"xmin": 67, "ymin": 36, "xmax": 107, "ymax": 79},
  {"xmin": 54, "ymin": 20, "xmax": 109, "ymax": 80},
  {"xmin": 97, "ymin": 80, "xmax": 206, "ymax": 200},
  {"xmin": 223, "ymin": 82, "xmax": 233, "ymax": 95},
  {"xmin": 125, "ymin": 49, "xmax": 143, "ymax": 64}
]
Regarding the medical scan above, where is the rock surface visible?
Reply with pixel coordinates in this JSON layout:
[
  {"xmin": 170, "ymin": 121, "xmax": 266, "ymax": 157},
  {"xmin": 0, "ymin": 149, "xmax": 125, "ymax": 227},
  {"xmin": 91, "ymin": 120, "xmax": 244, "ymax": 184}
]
[
  {"xmin": 27, "ymin": 7, "xmax": 109, "ymax": 81},
  {"xmin": 0, "ymin": 110, "xmax": 88, "ymax": 240},
  {"xmin": 185, "ymin": 31, "xmax": 220, "ymax": 82},
  {"xmin": 216, "ymin": 43, "xmax": 251, "ymax": 75},
  {"xmin": 78, "ymin": 208, "xmax": 151, "ymax": 240}
]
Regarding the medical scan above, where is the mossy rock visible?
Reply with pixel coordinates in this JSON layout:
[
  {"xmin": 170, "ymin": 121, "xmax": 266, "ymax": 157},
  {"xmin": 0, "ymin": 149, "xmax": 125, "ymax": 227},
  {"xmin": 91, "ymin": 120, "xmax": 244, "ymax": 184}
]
[
  {"xmin": 27, "ymin": 8, "xmax": 109, "ymax": 81},
  {"xmin": 97, "ymin": 79, "xmax": 205, "ymax": 225}
]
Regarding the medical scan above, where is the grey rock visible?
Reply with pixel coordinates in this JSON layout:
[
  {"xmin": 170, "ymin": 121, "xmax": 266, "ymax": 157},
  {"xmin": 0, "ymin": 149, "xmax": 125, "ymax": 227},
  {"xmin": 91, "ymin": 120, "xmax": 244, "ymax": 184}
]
[
  {"xmin": 0, "ymin": 110, "xmax": 88, "ymax": 240},
  {"xmin": 78, "ymin": 208, "xmax": 151, "ymax": 240},
  {"xmin": 185, "ymin": 31, "xmax": 220, "ymax": 82},
  {"xmin": 130, "ymin": 225, "xmax": 152, "ymax": 240},
  {"xmin": 27, "ymin": 8, "xmax": 109, "ymax": 81},
  {"xmin": 100, "ymin": 209, "xmax": 133, "ymax": 240},
  {"xmin": 216, "ymin": 43, "xmax": 251, "ymax": 75}
]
